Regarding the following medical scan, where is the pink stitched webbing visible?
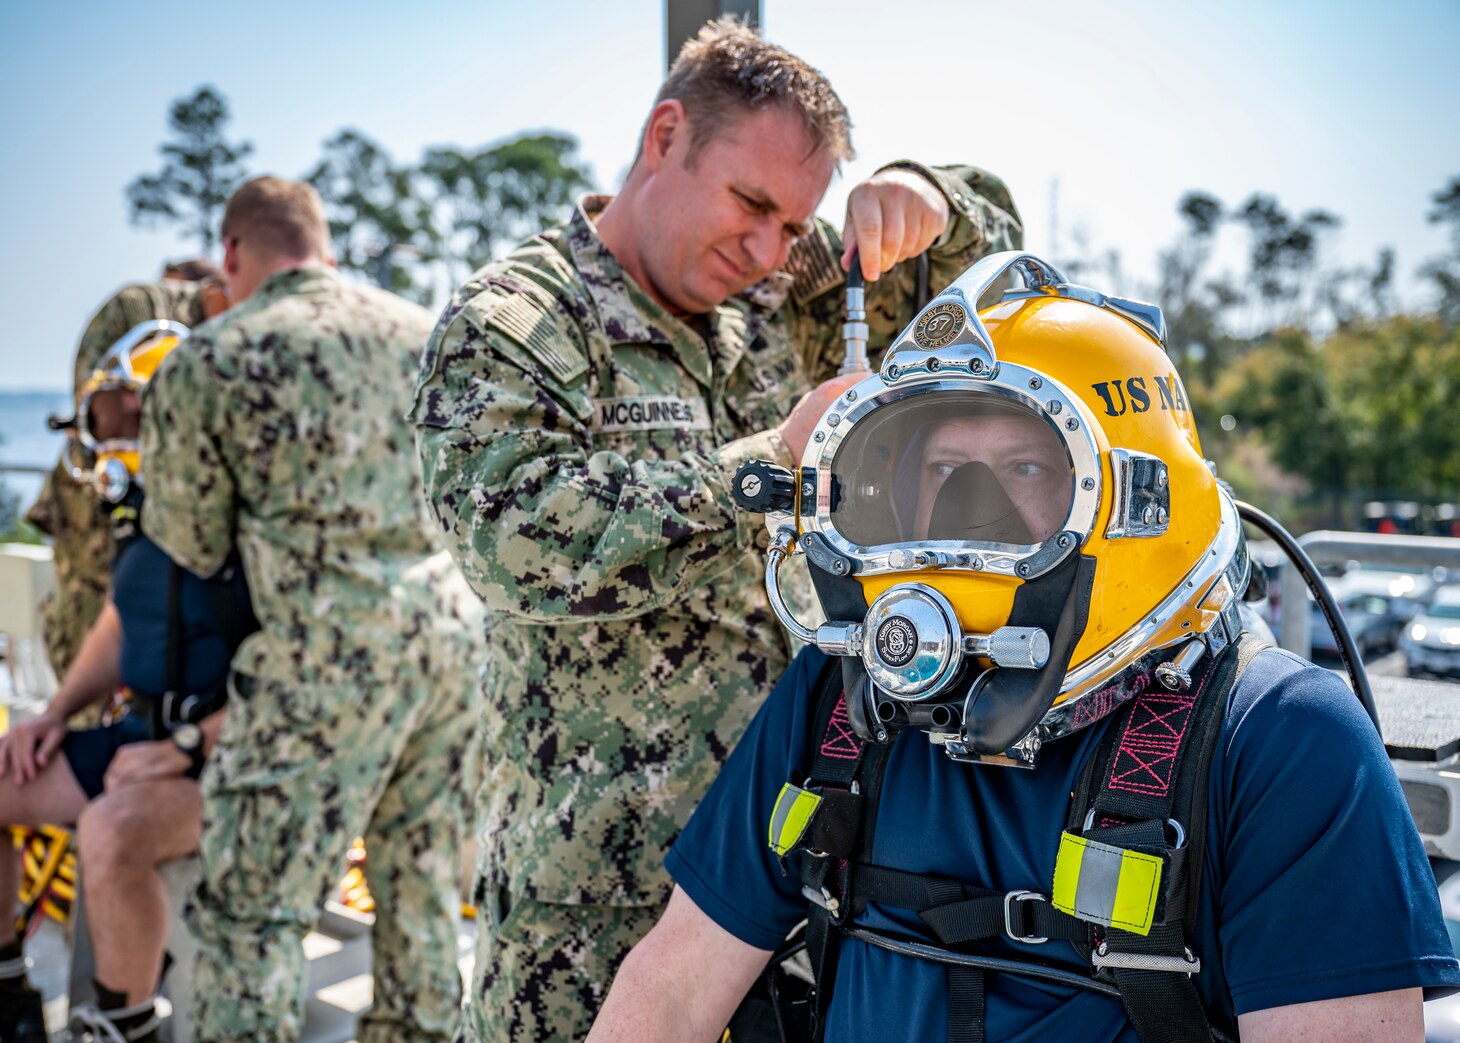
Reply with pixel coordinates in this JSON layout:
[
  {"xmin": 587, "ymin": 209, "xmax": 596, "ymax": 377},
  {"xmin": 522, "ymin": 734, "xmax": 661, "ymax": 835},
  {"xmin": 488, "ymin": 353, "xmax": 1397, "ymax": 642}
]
[
  {"xmin": 1106, "ymin": 669, "xmax": 1210, "ymax": 797},
  {"xmin": 820, "ymin": 692, "xmax": 861, "ymax": 760}
]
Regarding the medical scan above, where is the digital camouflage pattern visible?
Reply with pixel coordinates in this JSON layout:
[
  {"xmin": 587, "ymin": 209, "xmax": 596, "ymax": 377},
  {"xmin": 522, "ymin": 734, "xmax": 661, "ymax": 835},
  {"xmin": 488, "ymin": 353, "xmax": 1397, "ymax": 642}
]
[
  {"xmin": 140, "ymin": 268, "xmax": 485, "ymax": 1042},
  {"xmin": 476, "ymin": 894, "xmax": 660, "ymax": 1043},
  {"xmin": 186, "ymin": 651, "xmax": 480, "ymax": 1043},
  {"xmin": 26, "ymin": 280, "xmax": 214, "ymax": 702},
  {"xmin": 24, "ymin": 466, "xmax": 111, "ymax": 695},
  {"xmin": 413, "ymin": 162, "xmax": 1020, "ymax": 1040}
]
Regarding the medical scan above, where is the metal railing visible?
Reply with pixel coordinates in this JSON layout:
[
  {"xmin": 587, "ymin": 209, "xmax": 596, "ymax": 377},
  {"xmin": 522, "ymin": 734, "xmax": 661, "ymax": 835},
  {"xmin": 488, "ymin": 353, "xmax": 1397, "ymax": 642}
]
[{"xmin": 1277, "ymin": 531, "xmax": 1460, "ymax": 658}]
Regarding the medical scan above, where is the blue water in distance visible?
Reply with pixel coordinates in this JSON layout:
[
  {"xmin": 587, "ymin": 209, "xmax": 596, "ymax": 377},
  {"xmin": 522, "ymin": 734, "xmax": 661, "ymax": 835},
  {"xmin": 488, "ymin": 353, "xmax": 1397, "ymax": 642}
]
[{"xmin": 0, "ymin": 390, "xmax": 71, "ymax": 509}]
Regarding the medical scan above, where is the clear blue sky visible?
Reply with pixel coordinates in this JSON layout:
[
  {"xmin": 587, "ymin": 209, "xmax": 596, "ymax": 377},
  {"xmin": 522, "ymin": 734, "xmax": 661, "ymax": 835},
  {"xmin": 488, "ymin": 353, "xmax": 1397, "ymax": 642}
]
[{"xmin": 1, "ymin": 0, "xmax": 1456, "ymax": 391}]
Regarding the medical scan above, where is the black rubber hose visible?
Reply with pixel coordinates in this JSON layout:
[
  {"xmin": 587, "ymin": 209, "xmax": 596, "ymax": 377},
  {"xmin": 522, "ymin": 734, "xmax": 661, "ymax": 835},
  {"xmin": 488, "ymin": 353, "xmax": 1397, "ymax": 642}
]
[
  {"xmin": 841, "ymin": 926, "xmax": 1122, "ymax": 998},
  {"xmin": 846, "ymin": 247, "xmax": 864, "ymax": 292},
  {"xmin": 1235, "ymin": 500, "xmax": 1380, "ymax": 734}
]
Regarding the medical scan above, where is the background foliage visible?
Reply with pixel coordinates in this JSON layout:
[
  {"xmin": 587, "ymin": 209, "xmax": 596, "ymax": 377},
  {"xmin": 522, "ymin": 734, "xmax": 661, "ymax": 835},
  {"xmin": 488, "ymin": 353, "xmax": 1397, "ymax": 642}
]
[{"xmin": 9, "ymin": 87, "xmax": 1459, "ymax": 541}]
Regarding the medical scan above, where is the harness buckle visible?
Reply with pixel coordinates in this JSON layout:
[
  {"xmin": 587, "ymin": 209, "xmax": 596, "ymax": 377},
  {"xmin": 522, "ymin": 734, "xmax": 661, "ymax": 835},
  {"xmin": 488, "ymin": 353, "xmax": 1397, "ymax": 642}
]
[
  {"xmin": 801, "ymin": 884, "xmax": 842, "ymax": 921},
  {"xmin": 1092, "ymin": 941, "xmax": 1201, "ymax": 975},
  {"xmin": 160, "ymin": 691, "xmax": 202, "ymax": 726},
  {"xmin": 1003, "ymin": 890, "xmax": 1049, "ymax": 944},
  {"xmin": 1082, "ymin": 810, "xmax": 1187, "ymax": 849}
]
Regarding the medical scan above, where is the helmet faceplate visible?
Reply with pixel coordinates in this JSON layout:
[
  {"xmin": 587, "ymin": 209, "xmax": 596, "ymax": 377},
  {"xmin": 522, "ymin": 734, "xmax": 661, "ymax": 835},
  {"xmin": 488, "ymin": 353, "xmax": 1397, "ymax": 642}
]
[{"xmin": 760, "ymin": 252, "xmax": 1247, "ymax": 766}]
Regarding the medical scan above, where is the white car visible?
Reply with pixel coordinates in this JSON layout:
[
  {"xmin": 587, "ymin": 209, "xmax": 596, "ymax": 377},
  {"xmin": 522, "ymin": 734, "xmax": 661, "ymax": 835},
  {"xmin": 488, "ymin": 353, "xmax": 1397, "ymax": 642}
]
[{"xmin": 1406, "ymin": 586, "xmax": 1460, "ymax": 679}]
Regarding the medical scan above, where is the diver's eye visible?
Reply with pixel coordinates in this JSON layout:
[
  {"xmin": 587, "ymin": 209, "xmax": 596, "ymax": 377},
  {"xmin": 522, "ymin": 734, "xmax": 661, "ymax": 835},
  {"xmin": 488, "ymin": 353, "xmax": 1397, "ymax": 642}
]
[{"xmin": 929, "ymin": 461, "xmax": 958, "ymax": 479}]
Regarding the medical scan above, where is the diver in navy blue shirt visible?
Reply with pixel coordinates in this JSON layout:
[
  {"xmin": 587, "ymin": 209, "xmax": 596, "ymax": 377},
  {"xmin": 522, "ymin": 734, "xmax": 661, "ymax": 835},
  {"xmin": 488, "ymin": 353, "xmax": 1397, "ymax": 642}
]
[
  {"xmin": 0, "ymin": 322, "xmax": 254, "ymax": 1043},
  {"xmin": 588, "ymin": 253, "xmax": 1459, "ymax": 1042}
]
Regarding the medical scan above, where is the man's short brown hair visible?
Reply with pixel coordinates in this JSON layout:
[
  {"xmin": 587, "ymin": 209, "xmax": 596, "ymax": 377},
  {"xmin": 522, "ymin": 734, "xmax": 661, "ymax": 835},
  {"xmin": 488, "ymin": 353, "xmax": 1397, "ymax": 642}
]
[
  {"xmin": 162, "ymin": 257, "xmax": 222, "ymax": 282},
  {"xmin": 657, "ymin": 18, "xmax": 853, "ymax": 165},
  {"xmin": 220, "ymin": 176, "xmax": 331, "ymax": 262}
]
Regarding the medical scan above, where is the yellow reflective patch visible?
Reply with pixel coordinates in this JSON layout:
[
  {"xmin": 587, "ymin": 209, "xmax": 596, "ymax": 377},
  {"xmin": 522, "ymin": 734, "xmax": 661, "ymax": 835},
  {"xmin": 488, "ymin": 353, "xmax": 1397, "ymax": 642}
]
[
  {"xmin": 1051, "ymin": 830, "xmax": 1084, "ymax": 911},
  {"xmin": 1110, "ymin": 849, "xmax": 1164, "ymax": 936},
  {"xmin": 768, "ymin": 783, "xmax": 823, "ymax": 857},
  {"xmin": 1050, "ymin": 831, "xmax": 1163, "ymax": 937}
]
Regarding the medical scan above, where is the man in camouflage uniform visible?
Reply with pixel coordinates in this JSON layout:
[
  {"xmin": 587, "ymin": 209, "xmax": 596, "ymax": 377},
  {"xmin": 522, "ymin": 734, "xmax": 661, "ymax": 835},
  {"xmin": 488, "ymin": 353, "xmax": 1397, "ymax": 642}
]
[
  {"xmin": 140, "ymin": 176, "xmax": 483, "ymax": 1043},
  {"xmin": 26, "ymin": 273, "xmax": 228, "ymax": 700},
  {"xmin": 412, "ymin": 20, "xmax": 1022, "ymax": 1042}
]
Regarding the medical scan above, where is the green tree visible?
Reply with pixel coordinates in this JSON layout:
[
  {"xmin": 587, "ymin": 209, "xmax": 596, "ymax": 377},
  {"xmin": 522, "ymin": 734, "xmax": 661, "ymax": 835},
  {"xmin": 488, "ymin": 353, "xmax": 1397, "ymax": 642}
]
[
  {"xmin": 1217, "ymin": 329, "xmax": 1351, "ymax": 500},
  {"xmin": 1422, "ymin": 176, "xmax": 1460, "ymax": 327},
  {"xmin": 1154, "ymin": 192, "xmax": 1245, "ymax": 384},
  {"xmin": 307, "ymin": 129, "xmax": 436, "ymax": 301},
  {"xmin": 1229, "ymin": 194, "xmax": 1340, "ymax": 333},
  {"xmin": 1326, "ymin": 316, "xmax": 1460, "ymax": 499},
  {"xmin": 126, "ymin": 86, "xmax": 253, "ymax": 253},
  {"xmin": 420, "ymin": 132, "xmax": 593, "ymax": 280},
  {"xmin": 1214, "ymin": 316, "xmax": 1460, "ymax": 522}
]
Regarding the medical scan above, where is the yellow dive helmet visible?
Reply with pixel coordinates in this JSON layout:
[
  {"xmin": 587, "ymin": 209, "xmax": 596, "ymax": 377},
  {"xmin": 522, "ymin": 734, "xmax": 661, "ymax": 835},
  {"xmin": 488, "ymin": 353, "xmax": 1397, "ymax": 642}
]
[
  {"xmin": 735, "ymin": 252, "xmax": 1249, "ymax": 767},
  {"xmin": 72, "ymin": 320, "xmax": 189, "ymax": 504}
]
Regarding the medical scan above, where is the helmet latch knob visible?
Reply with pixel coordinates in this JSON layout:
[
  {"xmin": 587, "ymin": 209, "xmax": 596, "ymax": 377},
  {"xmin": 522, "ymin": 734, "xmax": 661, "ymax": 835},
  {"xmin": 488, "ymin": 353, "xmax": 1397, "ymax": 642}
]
[{"xmin": 1155, "ymin": 638, "xmax": 1207, "ymax": 691}]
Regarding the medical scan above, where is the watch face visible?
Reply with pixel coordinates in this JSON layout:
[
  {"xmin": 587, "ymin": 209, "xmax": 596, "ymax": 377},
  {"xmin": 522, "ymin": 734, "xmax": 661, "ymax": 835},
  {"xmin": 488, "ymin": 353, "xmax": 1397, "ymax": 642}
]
[{"xmin": 172, "ymin": 723, "xmax": 202, "ymax": 751}]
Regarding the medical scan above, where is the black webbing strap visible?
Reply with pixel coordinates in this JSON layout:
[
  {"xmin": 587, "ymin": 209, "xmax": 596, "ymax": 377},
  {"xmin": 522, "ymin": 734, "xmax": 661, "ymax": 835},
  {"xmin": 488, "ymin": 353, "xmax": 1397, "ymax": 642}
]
[
  {"xmin": 206, "ymin": 553, "xmax": 261, "ymax": 654},
  {"xmin": 800, "ymin": 661, "xmax": 872, "ymax": 1043},
  {"xmin": 798, "ymin": 655, "xmax": 1087, "ymax": 1043},
  {"xmin": 948, "ymin": 966, "xmax": 985, "ymax": 1043},
  {"xmin": 852, "ymin": 864, "xmax": 1086, "ymax": 947},
  {"xmin": 1067, "ymin": 637, "xmax": 1258, "ymax": 1043},
  {"xmin": 161, "ymin": 562, "xmax": 185, "ymax": 735}
]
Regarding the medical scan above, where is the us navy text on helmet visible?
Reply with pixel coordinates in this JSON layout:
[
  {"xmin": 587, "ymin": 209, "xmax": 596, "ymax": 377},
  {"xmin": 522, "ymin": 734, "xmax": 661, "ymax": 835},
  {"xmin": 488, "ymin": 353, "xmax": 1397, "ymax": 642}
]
[{"xmin": 1089, "ymin": 375, "xmax": 1189, "ymax": 417}]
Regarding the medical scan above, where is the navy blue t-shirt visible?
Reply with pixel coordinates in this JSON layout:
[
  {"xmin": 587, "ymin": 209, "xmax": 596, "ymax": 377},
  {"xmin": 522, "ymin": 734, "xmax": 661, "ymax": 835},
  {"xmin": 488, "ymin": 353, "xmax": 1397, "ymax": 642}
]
[
  {"xmin": 110, "ymin": 534, "xmax": 236, "ymax": 697},
  {"xmin": 667, "ymin": 646, "xmax": 1460, "ymax": 1040}
]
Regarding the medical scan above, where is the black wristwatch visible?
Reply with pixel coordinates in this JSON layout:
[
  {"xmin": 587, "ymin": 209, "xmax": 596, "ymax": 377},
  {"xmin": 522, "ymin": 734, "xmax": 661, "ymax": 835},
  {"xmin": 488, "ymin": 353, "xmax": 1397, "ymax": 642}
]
[{"xmin": 171, "ymin": 723, "xmax": 206, "ymax": 778}]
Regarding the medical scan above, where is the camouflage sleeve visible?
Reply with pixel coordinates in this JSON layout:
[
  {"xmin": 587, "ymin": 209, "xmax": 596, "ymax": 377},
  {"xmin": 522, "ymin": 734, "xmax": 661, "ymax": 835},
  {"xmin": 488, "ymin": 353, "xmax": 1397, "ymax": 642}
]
[
  {"xmin": 72, "ymin": 284, "xmax": 167, "ymax": 394},
  {"xmin": 412, "ymin": 298, "xmax": 783, "ymax": 623},
  {"xmin": 138, "ymin": 339, "xmax": 238, "ymax": 578},
  {"xmin": 24, "ymin": 465, "xmax": 63, "ymax": 537},
  {"xmin": 785, "ymin": 162, "xmax": 1024, "ymax": 384}
]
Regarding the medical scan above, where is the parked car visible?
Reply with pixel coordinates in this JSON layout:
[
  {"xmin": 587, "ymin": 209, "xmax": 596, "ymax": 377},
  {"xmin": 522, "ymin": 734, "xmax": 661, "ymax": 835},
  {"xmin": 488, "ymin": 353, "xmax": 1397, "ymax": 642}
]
[
  {"xmin": 1315, "ymin": 568, "xmax": 1439, "ymax": 657},
  {"xmin": 1405, "ymin": 585, "xmax": 1460, "ymax": 678},
  {"xmin": 1309, "ymin": 585, "xmax": 1399, "ymax": 659}
]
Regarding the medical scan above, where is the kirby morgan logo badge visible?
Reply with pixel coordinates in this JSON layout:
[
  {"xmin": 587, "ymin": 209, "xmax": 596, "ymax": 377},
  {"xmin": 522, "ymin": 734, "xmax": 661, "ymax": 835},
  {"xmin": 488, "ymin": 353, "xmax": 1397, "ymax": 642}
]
[
  {"xmin": 914, "ymin": 302, "xmax": 967, "ymax": 350},
  {"xmin": 877, "ymin": 616, "xmax": 918, "ymax": 667}
]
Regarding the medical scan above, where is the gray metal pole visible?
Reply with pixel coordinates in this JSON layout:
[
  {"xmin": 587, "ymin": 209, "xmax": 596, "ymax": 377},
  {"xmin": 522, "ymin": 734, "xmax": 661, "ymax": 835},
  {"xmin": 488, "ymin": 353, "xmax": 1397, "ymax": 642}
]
[{"xmin": 666, "ymin": 0, "xmax": 761, "ymax": 70}]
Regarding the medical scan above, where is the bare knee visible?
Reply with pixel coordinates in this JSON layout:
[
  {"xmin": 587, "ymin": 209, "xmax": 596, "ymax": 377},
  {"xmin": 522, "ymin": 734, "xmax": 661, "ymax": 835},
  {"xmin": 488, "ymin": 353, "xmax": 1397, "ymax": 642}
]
[
  {"xmin": 77, "ymin": 796, "xmax": 149, "ymax": 873},
  {"xmin": 77, "ymin": 782, "xmax": 202, "ymax": 875}
]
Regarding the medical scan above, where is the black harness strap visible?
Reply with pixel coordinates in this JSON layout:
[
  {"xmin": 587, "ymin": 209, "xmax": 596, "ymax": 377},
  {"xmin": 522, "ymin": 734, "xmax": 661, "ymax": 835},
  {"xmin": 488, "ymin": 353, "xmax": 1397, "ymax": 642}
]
[
  {"xmin": 205, "ymin": 554, "xmax": 261, "ymax": 653},
  {"xmin": 788, "ymin": 639, "xmax": 1259, "ymax": 1043},
  {"xmin": 1066, "ymin": 637, "xmax": 1258, "ymax": 1043},
  {"xmin": 947, "ymin": 965, "xmax": 985, "ymax": 1043},
  {"xmin": 797, "ymin": 667, "xmax": 997, "ymax": 1043},
  {"xmin": 799, "ymin": 666, "xmax": 891, "ymax": 1043}
]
